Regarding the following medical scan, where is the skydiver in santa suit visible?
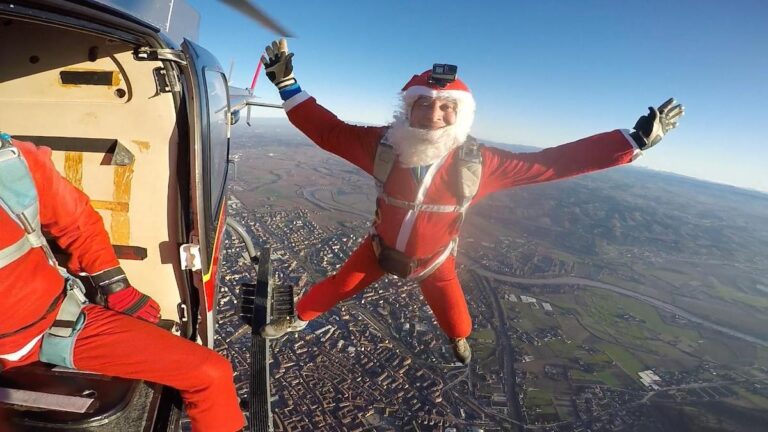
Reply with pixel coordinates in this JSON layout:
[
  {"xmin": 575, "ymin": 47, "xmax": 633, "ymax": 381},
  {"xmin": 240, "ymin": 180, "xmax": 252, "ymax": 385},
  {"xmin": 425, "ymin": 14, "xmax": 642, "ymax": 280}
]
[{"xmin": 259, "ymin": 39, "xmax": 684, "ymax": 365}]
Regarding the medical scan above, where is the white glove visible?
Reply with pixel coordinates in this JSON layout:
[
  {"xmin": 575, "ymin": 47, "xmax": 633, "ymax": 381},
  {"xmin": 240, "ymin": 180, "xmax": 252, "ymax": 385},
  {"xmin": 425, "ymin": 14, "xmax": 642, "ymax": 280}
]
[
  {"xmin": 263, "ymin": 38, "xmax": 296, "ymax": 90},
  {"xmin": 631, "ymin": 98, "xmax": 685, "ymax": 150}
]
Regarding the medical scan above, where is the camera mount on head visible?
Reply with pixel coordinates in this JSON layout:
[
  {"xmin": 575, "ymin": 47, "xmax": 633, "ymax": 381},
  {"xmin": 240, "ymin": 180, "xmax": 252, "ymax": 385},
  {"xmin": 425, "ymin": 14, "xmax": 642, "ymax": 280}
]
[{"xmin": 429, "ymin": 64, "xmax": 458, "ymax": 88}]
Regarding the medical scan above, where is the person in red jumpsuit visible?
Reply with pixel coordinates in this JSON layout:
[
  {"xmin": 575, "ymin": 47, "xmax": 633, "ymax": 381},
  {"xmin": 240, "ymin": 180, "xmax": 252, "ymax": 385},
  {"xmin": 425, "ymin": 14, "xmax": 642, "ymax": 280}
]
[
  {"xmin": 259, "ymin": 39, "xmax": 684, "ymax": 365},
  {"xmin": 0, "ymin": 138, "xmax": 244, "ymax": 431}
]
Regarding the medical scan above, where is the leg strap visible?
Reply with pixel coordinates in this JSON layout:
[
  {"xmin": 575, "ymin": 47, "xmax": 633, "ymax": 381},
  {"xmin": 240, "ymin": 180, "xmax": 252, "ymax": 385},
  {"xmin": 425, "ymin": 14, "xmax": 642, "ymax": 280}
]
[{"xmin": 39, "ymin": 277, "xmax": 89, "ymax": 369}]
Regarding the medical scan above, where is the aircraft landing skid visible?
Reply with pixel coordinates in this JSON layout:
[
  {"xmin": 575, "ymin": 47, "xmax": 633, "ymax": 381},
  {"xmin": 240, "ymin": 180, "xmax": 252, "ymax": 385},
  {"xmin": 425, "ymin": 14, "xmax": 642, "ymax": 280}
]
[{"xmin": 230, "ymin": 219, "xmax": 294, "ymax": 432}]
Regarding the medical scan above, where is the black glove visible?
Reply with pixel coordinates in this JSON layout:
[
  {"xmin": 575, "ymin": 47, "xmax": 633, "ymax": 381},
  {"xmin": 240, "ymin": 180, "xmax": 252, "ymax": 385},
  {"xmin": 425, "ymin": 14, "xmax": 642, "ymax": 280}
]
[
  {"xmin": 262, "ymin": 38, "xmax": 296, "ymax": 90},
  {"xmin": 91, "ymin": 266, "xmax": 161, "ymax": 323},
  {"xmin": 631, "ymin": 98, "xmax": 684, "ymax": 150}
]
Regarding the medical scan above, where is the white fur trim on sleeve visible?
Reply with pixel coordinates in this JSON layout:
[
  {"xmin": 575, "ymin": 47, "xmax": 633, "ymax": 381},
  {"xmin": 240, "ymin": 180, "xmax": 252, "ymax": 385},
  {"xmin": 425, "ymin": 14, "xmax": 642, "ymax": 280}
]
[
  {"xmin": 283, "ymin": 91, "xmax": 311, "ymax": 112},
  {"xmin": 620, "ymin": 129, "xmax": 643, "ymax": 160}
]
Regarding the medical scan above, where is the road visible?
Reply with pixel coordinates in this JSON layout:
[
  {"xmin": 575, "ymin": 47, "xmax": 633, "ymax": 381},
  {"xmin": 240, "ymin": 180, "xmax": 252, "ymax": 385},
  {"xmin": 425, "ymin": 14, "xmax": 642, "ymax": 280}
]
[
  {"xmin": 471, "ymin": 272, "xmax": 525, "ymax": 431},
  {"xmin": 465, "ymin": 259, "xmax": 768, "ymax": 348}
]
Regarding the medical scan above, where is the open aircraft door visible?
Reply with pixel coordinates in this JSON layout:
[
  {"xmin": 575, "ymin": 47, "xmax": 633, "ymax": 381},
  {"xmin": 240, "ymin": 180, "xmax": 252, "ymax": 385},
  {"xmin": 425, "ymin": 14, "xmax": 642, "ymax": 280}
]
[{"xmin": 180, "ymin": 39, "xmax": 231, "ymax": 348}]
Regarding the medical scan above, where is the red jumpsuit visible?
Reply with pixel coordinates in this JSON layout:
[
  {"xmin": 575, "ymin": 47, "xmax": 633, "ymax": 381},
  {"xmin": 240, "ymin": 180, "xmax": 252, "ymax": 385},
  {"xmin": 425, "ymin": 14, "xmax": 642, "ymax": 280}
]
[
  {"xmin": 285, "ymin": 94, "xmax": 639, "ymax": 338},
  {"xmin": 0, "ymin": 141, "xmax": 243, "ymax": 432}
]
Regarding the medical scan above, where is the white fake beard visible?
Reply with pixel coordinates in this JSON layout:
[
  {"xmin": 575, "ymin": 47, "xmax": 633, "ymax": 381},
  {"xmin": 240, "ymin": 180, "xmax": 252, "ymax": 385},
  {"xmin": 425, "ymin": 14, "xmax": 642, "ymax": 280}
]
[{"xmin": 386, "ymin": 117, "xmax": 463, "ymax": 167}]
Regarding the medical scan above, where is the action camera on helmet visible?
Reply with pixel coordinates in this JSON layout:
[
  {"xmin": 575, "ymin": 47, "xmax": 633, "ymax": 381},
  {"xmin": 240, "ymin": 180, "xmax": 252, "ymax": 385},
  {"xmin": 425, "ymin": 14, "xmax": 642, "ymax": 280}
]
[{"xmin": 429, "ymin": 64, "xmax": 458, "ymax": 87}]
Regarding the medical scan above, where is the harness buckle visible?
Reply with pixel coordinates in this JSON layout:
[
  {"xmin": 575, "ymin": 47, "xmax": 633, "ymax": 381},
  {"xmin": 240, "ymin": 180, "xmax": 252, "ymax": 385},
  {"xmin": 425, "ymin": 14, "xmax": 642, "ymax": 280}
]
[{"xmin": 68, "ymin": 278, "xmax": 89, "ymax": 305}]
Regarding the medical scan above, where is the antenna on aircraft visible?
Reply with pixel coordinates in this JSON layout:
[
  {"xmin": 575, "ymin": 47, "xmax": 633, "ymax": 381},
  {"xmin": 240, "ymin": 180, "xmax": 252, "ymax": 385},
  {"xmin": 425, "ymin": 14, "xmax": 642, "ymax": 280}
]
[
  {"xmin": 245, "ymin": 59, "xmax": 265, "ymax": 126},
  {"xmin": 250, "ymin": 58, "xmax": 263, "ymax": 93}
]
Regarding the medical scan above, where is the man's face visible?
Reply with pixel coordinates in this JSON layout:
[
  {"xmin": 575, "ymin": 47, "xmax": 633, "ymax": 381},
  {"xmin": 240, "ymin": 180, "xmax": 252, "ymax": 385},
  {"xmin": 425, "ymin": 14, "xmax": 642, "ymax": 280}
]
[{"xmin": 409, "ymin": 96, "xmax": 457, "ymax": 130}]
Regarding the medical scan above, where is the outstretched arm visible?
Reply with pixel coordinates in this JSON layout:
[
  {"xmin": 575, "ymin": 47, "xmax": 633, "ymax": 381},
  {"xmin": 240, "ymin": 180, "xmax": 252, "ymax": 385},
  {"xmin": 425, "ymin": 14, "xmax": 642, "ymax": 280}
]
[
  {"xmin": 262, "ymin": 39, "xmax": 383, "ymax": 175},
  {"xmin": 19, "ymin": 141, "xmax": 160, "ymax": 323},
  {"xmin": 478, "ymin": 99, "xmax": 684, "ymax": 197}
]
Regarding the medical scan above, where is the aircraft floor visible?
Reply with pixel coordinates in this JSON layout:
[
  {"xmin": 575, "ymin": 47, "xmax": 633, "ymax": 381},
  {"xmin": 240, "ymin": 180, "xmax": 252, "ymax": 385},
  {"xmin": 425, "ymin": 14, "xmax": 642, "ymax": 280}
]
[{"xmin": 4, "ymin": 382, "xmax": 168, "ymax": 432}]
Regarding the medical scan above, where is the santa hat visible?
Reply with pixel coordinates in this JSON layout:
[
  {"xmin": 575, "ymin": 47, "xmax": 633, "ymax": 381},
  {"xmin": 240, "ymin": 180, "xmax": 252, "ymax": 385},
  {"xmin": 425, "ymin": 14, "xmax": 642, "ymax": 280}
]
[{"xmin": 399, "ymin": 69, "xmax": 476, "ymax": 141}]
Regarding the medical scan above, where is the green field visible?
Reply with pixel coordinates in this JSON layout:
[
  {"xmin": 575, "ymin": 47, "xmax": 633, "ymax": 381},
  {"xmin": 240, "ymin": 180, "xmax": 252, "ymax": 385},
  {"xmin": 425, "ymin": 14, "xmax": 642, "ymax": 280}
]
[
  {"xmin": 570, "ymin": 369, "xmax": 623, "ymax": 387},
  {"xmin": 757, "ymin": 347, "xmax": 768, "ymax": 368},
  {"xmin": 732, "ymin": 387, "xmax": 768, "ymax": 410},
  {"xmin": 470, "ymin": 327, "xmax": 497, "ymax": 362},
  {"xmin": 570, "ymin": 369, "xmax": 600, "ymax": 383},
  {"xmin": 595, "ymin": 371, "xmax": 623, "ymax": 387},
  {"xmin": 689, "ymin": 331, "xmax": 762, "ymax": 367},
  {"xmin": 508, "ymin": 302, "xmax": 555, "ymax": 332},
  {"xmin": 599, "ymin": 343, "xmax": 646, "ymax": 376},
  {"xmin": 645, "ymin": 267, "xmax": 693, "ymax": 285},
  {"xmin": 711, "ymin": 282, "xmax": 768, "ymax": 310},
  {"xmin": 546, "ymin": 339, "xmax": 578, "ymax": 358},
  {"xmin": 585, "ymin": 351, "xmax": 613, "ymax": 366},
  {"xmin": 525, "ymin": 389, "xmax": 557, "ymax": 415},
  {"xmin": 553, "ymin": 396, "xmax": 575, "ymax": 421},
  {"xmin": 582, "ymin": 290, "xmax": 699, "ymax": 343}
]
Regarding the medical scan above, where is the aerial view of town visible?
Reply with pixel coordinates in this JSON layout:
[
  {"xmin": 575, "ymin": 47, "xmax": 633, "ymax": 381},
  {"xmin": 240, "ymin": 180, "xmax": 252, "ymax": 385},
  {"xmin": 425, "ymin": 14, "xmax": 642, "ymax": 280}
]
[{"xmin": 205, "ymin": 118, "xmax": 768, "ymax": 432}]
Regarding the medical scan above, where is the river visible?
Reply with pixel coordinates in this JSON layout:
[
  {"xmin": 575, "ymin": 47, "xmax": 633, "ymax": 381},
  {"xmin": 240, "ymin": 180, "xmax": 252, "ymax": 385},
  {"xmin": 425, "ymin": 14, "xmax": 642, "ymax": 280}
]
[{"xmin": 465, "ymin": 259, "xmax": 768, "ymax": 348}]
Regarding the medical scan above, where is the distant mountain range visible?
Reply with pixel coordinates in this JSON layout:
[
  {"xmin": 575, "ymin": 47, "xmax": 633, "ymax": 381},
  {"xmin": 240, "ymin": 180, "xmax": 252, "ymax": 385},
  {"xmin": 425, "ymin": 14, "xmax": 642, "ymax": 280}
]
[{"xmin": 241, "ymin": 117, "xmax": 767, "ymax": 199}]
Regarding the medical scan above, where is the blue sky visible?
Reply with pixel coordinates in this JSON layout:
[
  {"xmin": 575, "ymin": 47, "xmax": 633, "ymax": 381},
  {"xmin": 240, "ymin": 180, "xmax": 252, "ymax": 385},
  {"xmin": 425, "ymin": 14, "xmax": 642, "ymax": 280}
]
[{"xmin": 188, "ymin": 0, "xmax": 768, "ymax": 193}]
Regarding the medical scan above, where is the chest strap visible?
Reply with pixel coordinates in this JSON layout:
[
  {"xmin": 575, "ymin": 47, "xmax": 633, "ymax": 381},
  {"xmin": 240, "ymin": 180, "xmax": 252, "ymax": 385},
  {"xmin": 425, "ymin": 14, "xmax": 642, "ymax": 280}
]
[
  {"xmin": 379, "ymin": 195, "xmax": 463, "ymax": 213},
  {"xmin": 0, "ymin": 236, "xmax": 34, "ymax": 269},
  {"xmin": 372, "ymin": 134, "xmax": 396, "ymax": 187},
  {"xmin": 455, "ymin": 136, "xmax": 482, "ymax": 208},
  {"xmin": 372, "ymin": 134, "xmax": 482, "ymax": 215},
  {"xmin": 0, "ymin": 134, "xmax": 57, "ymax": 269}
]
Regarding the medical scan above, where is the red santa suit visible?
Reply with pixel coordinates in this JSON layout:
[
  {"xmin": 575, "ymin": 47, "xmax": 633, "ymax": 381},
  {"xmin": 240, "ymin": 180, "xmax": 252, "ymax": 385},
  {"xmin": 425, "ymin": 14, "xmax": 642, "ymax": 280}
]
[
  {"xmin": 0, "ymin": 140, "xmax": 243, "ymax": 432},
  {"xmin": 282, "ymin": 75, "xmax": 640, "ymax": 339}
]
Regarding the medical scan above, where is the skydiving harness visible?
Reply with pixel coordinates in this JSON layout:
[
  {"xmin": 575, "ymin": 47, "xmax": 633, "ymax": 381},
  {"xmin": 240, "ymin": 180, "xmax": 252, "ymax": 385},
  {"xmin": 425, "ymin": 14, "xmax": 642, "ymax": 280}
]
[
  {"xmin": 0, "ymin": 132, "xmax": 88, "ymax": 368},
  {"xmin": 370, "ymin": 133, "xmax": 482, "ymax": 281}
]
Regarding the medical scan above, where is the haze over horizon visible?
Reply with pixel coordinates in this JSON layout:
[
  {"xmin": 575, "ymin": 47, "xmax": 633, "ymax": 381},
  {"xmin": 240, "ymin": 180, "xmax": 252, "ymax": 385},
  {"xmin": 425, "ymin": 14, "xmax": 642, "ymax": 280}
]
[
  {"xmin": 189, "ymin": 0, "xmax": 768, "ymax": 193},
  {"xmin": 243, "ymin": 117, "xmax": 768, "ymax": 197}
]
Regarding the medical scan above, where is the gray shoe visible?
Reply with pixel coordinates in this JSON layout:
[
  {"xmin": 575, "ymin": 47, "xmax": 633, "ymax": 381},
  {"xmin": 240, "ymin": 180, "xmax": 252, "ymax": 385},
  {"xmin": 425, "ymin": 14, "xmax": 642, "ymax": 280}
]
[
  {"xmin": 452, "ymin": 337, "xmax": 472, "ymax": 365},
  {"xmin": 260, "ymin": 316, "xmax": 308, "ymax": 339}
]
